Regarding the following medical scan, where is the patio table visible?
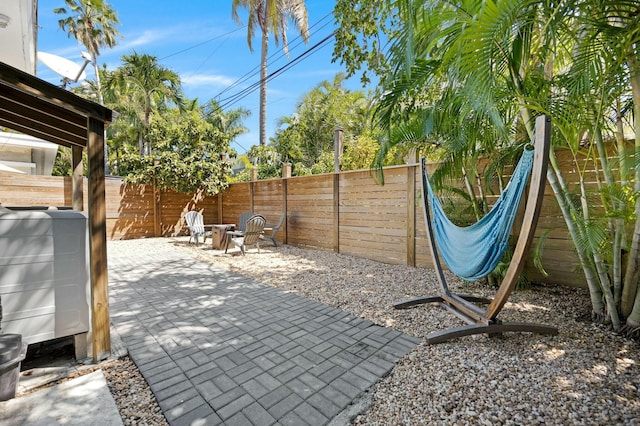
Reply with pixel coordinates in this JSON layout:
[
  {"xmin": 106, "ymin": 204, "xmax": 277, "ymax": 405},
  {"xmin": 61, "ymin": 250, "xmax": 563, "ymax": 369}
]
[{"xmin": 211, "ymin": 224, "xmax": 235, "ymax": 249}]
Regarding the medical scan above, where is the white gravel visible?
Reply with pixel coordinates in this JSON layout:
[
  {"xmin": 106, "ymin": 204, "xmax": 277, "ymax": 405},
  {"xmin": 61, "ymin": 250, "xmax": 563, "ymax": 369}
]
[{"xmin": 106, "ymin": 237, "xmax": 640, "ymax": 425}]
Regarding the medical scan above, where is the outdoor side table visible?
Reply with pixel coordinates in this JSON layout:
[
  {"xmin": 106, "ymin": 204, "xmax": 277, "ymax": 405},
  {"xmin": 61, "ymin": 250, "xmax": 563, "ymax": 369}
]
[{"xmin": 211, "ymin": 224, "xmax": 235, "ymax": 249}]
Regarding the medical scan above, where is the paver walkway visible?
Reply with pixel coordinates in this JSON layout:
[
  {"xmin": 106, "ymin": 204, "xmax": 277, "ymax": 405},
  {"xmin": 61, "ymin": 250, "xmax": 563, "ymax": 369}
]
[{"xmin": 108, "ymin": 249, "xmax": 420, "ymax": 426}]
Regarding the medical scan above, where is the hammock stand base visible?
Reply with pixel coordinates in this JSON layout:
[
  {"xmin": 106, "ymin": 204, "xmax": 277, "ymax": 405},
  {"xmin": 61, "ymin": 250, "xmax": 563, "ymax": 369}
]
[
  {"xmin": 394, "ymin": 115, "xmax": 558, "ymax": 344},
  {"xmin": 393, "ymin": 294, "xmax": 558, "ymax": 344}
]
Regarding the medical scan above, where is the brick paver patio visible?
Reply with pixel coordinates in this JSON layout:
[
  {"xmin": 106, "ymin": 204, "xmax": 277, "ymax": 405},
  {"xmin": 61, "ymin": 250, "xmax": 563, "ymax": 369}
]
[{"xmin": 108, "ymin": 249, "xmax": 420, "ymax": 425}]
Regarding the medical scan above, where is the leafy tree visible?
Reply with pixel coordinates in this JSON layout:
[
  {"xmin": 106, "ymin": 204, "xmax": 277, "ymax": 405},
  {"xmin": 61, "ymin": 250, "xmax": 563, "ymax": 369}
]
[
  {"xmin": 271, "ymin": 73, "xmax": 373, "ymax": 173},
  {"xmin": 334, "ymin": 0, "xmax": 640, "ymax": 333},
  {"xmin": 232, "ymin": 0, "xmax": 309, "ymax": 146},
  {"xmin": 245, "ymin": 145, "xmax": 282, "ymax": 179},
  {"xmin": 332, "ymin": 0, "xmax": 396, "ymax": 85},
  {"xmin": 341, "ymin": 132, "xmax": 381, "ymax": 171},
  {"xmin": 103, "ymin": 52, "xmax": 184, "ymax": 157},
  {"xmin": 118, "ymin": 107, "xmax": 231, "ymax": 194},
  {"xmin": 202, "ymin": 100, "xmax": 250, "ymax": 143}
]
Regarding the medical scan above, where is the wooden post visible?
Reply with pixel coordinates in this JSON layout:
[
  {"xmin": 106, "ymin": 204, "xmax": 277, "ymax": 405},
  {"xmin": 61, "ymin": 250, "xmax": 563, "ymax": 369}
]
[
  {"xmin": 87, "ymin": 117, "xmax": 110, "ymax": 361},
  {"xmin": 282, "ymin": 171, "xmax": 288, "ymax": 245},
  {"xmin": 485, "ymin": 115, "xmax": 551, "ymax": 319},
  {"xmin": 217, "ymin": 192, "xmax": 223, "ymax": 224},
  {"xmin": 153, "ymin": 158, "xmax": 161, "ymax": 237},
  {"xmin": 333, "ymin": 173, "xmax": 340, "ymax": 252},
  {"xmin": 334, "ymin": 127, "xmax": 344, "ymax": 173},
  {"xmin": 72, "ymin": 146, "xmax": 83, "ymax": 211},
  {"xmin": 250, "ymin": 168, "xmax": 258, "ymax": 181},
  {"xmin": 282, "ymin": 162, "xmax": 292, "ymax": 178},
  {"xmin": 407, "ymin": 165, "xmax": 416, "ymax": 267},
  {"xmin": 153, "ymin": 185, "xmax": 161, "ymax": 236},
  {"xmin": 249, "ymin": 181, "xmax": 255, "ymax": 212}
]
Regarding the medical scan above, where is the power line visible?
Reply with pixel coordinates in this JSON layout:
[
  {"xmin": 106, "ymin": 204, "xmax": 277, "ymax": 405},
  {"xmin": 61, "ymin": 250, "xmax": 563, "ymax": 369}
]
[
  {"xmin": 214, "ymin": 12, "xmax": 334, "ymax": 99},
  {"xmin": 217, "ymin": 31, "xmax": 335, "ymax": 111},
  {"xmin": 159, "ymin": 26, "xmax": 247, "ymax": 61}
]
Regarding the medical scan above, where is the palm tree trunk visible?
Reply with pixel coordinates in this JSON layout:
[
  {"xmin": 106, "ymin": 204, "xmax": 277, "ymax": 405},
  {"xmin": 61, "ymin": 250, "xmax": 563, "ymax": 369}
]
[
  {"xmin": 547, "ymin": 148, "xmax": 605, "ymax": 316},
  {"xmin": 259, "ymin": 28, "xmax": 269, "ymax": 146},
  {"xmin": 622, "ymin": 51, "xmax": 640, "ymax": 319},
  {"xmin": 461, "ymin": 165, "xmax": 481, "ymax": 221},
  {"xmin": 517, "ymin": 100, "xmax": 607, "ymax": 317},
  {"xmin": 594, "ymin": 125, "xmax": 624, "ymax": 305},
  {"xmin": 579, "ymin": 176, "xmax": 620, "ymax": 329}
]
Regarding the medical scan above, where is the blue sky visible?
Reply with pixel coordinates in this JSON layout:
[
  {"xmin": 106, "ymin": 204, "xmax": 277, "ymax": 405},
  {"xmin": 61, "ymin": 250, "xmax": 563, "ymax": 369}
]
[{"xmin": 36, "ymin": 0, "xmax": 370, "ymax": 154}]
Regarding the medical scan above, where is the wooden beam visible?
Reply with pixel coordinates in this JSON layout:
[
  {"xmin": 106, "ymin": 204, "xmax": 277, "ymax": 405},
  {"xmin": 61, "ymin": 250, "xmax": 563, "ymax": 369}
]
[
  {"xmin": 87, "ymin": 117, "xmax": 110, "ymax": 361},
  {"xmin": 419, "ymin": 158, "xmax": 451, "ymax": 295},
  {"xmin": 282, "ymin": 176, "xmax": 288, "ymax": 245},
  {"xmin": 153, "ymin": 184, "xmax": 161, "ymax": 237},
  {"xmin": 333, "ymin": 173, "xmax": 340, "ymax": 252},
  {"xmin": 72, "ymin": 146, "xmax": 83, "ymax": 211},
  {"xmin": 406, "ymin": 165, "xmax": 416, "ymax": 267},
  {"xmin": 485, "ymin": 115, "xmax": 551, "ymax": 319},
  {"xmin": 0, "ymin": 62, "xmax": 112, "ymax": 123}
]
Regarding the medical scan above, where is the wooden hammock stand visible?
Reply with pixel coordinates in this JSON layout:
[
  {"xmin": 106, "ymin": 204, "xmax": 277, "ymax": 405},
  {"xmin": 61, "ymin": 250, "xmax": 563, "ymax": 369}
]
[{"xmin": 394, "ymin": 115, "xmax": 558, "ymax": 344}]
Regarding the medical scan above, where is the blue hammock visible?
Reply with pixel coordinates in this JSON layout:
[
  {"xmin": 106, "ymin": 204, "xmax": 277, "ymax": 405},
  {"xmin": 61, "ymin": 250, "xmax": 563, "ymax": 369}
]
[{"xmin": 424, "ymin": 148, "xmax": 535, "ymax": 281}]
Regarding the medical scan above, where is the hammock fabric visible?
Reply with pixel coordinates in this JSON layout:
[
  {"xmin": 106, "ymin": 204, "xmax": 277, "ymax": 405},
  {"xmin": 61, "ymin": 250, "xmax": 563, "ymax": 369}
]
[{"xmin": 424, "ymin": 148, "xmax": 535, "ymax": 281}]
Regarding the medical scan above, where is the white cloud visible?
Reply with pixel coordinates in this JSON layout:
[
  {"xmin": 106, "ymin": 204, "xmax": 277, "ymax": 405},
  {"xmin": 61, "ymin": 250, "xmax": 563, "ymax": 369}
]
[{"xmin": 182, "ymin": 73, "xmax": 236, "ymax": 87}]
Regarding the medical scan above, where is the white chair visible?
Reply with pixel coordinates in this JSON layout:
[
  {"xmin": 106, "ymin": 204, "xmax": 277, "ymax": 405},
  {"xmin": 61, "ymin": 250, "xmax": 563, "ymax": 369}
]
[{"xmin": 184, "ymin": 211, "xmax": 213, "ymax": 246}]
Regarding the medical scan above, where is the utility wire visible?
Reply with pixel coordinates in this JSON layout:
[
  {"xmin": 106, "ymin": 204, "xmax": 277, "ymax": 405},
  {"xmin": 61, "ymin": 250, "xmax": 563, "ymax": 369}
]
[
  {"xmin": 217, "ymin": 31, "xmax": 335, "ymax": 111},
  {"xmin": 159, "ymin": 26, "xmax": 246, "ymax": 61},
  {"xmin": 214, "ymin": 12, "xmax": 334, "ymax": 99}
]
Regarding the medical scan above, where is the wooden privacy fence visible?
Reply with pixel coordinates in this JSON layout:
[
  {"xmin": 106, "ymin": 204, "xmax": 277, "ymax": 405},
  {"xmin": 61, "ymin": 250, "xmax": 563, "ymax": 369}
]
[{"xmin": 1, "ymin": 148, "xmax": 603, "ymax": 288}]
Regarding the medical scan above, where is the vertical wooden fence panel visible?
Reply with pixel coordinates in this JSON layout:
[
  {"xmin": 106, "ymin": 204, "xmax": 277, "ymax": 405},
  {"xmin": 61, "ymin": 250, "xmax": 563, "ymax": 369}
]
[
  {"xmin": 286, "ymin": 175, "xmax": 335, "ymax": 250},
  {"xmin": 338, "ymin": 167, "xmax": 409, "ymax": 265},
  {"xmin": 159, "ymin": 189, "xmax": 217, "ymax": 237},
  {"xmin": 221, "ymin": 182, "xmax": 252, "ymax": 225},
  {"xmin": 105, "ymin": 180, "xmax": 154, "ymax": 240},
  {"xmin": 253, "ymin": 179, "xmax": 286, "ymax": 245}
]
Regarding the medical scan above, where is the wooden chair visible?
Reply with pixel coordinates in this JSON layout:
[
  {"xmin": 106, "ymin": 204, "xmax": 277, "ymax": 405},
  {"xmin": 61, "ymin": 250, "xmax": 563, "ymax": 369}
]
[
  {"xmin": 394, "ymin": 115, "xmax": 558, "ymax": 344},
  {"xmin": 183, "ymin": 211, "xmax": 213, "ymax": 246},
  {"xmin": 238, "ymin": 211, "xmax": 254, "ymax": 233},
  {"xmin": 225, "ymin": 214, "xmax": 266, "ymax": 255},
  {"xmin": 261, "ymin": 213, "xmax": 285, "ymax": 247}
]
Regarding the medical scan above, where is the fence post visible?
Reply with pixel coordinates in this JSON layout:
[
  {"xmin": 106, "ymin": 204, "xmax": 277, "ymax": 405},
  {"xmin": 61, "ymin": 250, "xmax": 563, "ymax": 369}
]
[
  {"xmin": 333, "ymin": 173, "xmax": 340, "ymax": 252},
  {"xmin": 334, "ymin": 127, "xmax": 344, "ymax": 173},
  {"xmin": 153, "ymin": 158, "xmax": 161, "ymax": 237},
  {"xmin": 407, "ymin": 165, "xmax": 416, "ymax": 266},
  {"xmin": 217, "ymin": 192, "xmax": 223, "ymax": 224},
  {"xmin": 282, "ymin": 162, "xmax": 292, "ymax": 178},
  {"xmin": 282, "ymin": 169, "xmax": 289, "ymax": 245}
]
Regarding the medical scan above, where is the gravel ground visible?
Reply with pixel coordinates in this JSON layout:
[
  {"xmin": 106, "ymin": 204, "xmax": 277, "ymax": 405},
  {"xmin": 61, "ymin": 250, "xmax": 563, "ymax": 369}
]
[{"xmin": 104, "ymin": 237, "xmax": 640, "ymax": 425}]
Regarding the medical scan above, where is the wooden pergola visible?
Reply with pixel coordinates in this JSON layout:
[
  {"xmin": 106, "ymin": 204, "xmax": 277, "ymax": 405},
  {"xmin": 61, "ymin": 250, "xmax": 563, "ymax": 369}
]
[{"xmin": 0, "ymin": 62, "xmax": 112, "ymax": 361}]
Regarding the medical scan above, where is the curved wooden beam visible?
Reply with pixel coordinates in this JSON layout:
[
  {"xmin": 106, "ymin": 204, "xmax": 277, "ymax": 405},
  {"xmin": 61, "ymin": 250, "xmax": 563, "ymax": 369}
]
[
  {"xmin": 420, "ymin": 157, "xmax": 451, "ymax": 296},
  {"xmin": 426, "ymin": 321, "xmax": 558, "ymax": 344},
  {"xmin": 485, "ymin": 115, "xmax": 551, "ymax": 319}
]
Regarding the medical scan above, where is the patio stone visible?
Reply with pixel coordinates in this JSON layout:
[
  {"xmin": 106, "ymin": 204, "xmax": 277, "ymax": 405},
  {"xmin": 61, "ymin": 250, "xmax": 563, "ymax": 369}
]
[{"xmin": 109, "ymin": 249, "xmax": 419, "ymax": 425}]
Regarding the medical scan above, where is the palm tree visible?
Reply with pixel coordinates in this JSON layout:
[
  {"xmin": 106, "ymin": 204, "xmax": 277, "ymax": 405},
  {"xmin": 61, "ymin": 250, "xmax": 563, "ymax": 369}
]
[
  {"xmin": 231, "ymin": 0, "xmax": 309, "ymax": 146},
  {"xmin": 54, "ymin": 0, "xmax": 120, "ymax": 173},
  {"xmin": 202, "ymin": 99, "xmax": 251, "ymax": 143},
  {"xmin": 105, "ymin": 53, "xmax": 184, "ymax": 156}
]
